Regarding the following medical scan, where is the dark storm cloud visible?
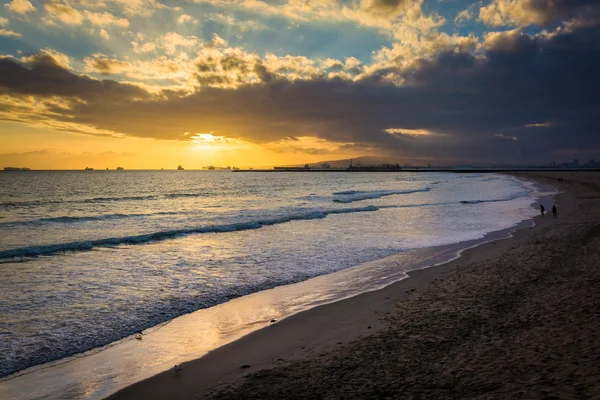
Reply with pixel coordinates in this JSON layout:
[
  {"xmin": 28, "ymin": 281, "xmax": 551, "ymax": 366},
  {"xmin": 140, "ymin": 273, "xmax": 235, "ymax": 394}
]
[
  {"xmin": 482, "ymin": 0, "xmax": 600, "ymax": 27},
  {"xmin": 325, "ymin": 62, "xmax": 344, "ymax": 72},
  {"xmin": 525, "ymin": 0, "xmax": 600, "ymax": 25},
  {"xmin": 220, "ymin": 54, "xmax": 250, "ymax": 72},
  {"xmin": 1, "ymin": 24, "xmax": 600, "ymax": 163},
  {"xmin": 0, "ymin": 54, "xmax": 150, "ymax": 102},
  {"xmin": 253, "ymin": 62, "xmax": 276, "ymax": 83},
  {"xmin": 365, "ymin": 0, "xmax": 412, "ymax": 16},
  {"xmin": 83, "ymin": 56, "xmax": 132, "ymax": 76}
]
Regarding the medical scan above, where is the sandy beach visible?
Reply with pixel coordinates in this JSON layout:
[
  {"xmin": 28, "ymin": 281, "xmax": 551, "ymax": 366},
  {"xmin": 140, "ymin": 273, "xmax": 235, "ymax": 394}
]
[{"xmin": 109, "ymin": 172, "xmax": 600, "ymax": 399}]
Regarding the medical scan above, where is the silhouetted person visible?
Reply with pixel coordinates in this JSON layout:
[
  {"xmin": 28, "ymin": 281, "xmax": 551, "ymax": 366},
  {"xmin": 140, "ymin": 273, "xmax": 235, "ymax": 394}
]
[
  {"xmin": 540, "ymin": 204, "xmax": 545, "ymax": 217},
  {"xmin": 552, "ymin": 205, "xmax": 557, "ymax": 218}
]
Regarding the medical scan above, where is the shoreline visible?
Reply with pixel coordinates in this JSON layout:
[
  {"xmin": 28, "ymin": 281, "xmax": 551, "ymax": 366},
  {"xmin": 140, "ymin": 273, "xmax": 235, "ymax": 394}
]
[{"xmin": 107, "ymin": 174, "xmax": 566, "ymax": 400}]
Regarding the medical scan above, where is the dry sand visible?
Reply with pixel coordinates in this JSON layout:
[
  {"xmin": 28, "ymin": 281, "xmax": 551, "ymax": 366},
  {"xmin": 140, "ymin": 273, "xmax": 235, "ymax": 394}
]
[{"xmin": 109, "ymin": 172, "xmax": 600, "ymax": 400}]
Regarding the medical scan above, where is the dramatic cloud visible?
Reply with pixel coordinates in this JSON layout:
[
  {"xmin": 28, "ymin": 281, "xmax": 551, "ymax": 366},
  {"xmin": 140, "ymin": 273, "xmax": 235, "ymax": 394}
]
[
  {"xmin": 83, "ymin": 54, "xmax": 191, "ymax": 82},
  {"xmin": 191, "ymin": 0, "xmax": 436, "ymax": 36},
  {"xmin": 83, "ymin": 11, "xmax": 129, "ymax": 27},
  {"xmin": 455, "ymin": 3, "xmax": 477, "ymax": 26},
  {"xmin": 1, "ymin": 0, "xmax": 599, "ymax": 164},
  {"xmin": 4, "ymin": 0, "xmax": 36, "ymax": 14},
  {"xmin": 208, "ymin": 33, "xmax": 228, "ymax": 48},
  {"xmin": 83, "ymin": 54, "xmax": 132, "ymax": 75},
  {"xmin": 44, "ymin": 2, "xmax": 86, "ymax": 25},
  {"xmin": 0, "ymin": 53, "xmax": 150, "ymax": 102},
  {"xmin": 210, "ymin": 13, "xmax": 265, "ymax": 32},
  {"xmin": 480, "ymin": 0, "xmax": 600, "ymax": 27},
  {"xmin": 41, "ymin": 3, "xmax": 130, "ymax": 27},
  {"xmin": 57, "ymin": 0, "xmax": 177, "ymax": 17},
  {"xmin": 0, "ymin": 15, "xmax": 21, "ymax": 37},
  {"xmin": 177, "ymin": 14, "xmax": 195, "ymax": 24},
  {"xmin": 160, "ymin": 32, "xmax": 200, "ymax": 55},
  {"xmin": 361, "ymin": 0, "xmax": 413, "ymax": 17},
  {"xmin": 0, "ymin": 29, "xmax": 21, "ymax": 37},
  {"xmin": 21, "ymin": 48, "xmax": 72, "ymax": 69},
  {"xmin": 131, "ymin": 41, "xmax": 156, "ymax": 54},
  {"xmin": 4, "ymin": 19, "xmax": 598, "ymax": 163}
]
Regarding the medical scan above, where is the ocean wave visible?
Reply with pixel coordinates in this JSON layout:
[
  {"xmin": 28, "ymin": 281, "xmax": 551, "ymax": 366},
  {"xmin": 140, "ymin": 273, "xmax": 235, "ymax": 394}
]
[
  {"xmin": 378, "ymin": 202, "xmax": 447, "ymax": 209},
  {"xmin": 460, "ymin": 191, "xmax": 530, "ymax": 205},
  {"xmin": 332, "ymin": 188, "xmax": 431, "ymax": 203},
  {"xmin": 0, "ymin": 192, "xmax": 210, "ymax": 209},
  {"xmin": 0, "ymin": 211, "xmax": 186, "ymax": 227},
  {"xmin": 480, "ymin": 177, "xmax": 501, "ymax": 182},
  {"xmin": 82, "ymin": 195, "xmax": 156, "ymax": 203},
  {"xmin": 0, "ymin": 205, "xmax": 379, "ymax": 260},
  {"xmin": 332, "ymin": 190, "xmax": 361, "ymax": 195}
]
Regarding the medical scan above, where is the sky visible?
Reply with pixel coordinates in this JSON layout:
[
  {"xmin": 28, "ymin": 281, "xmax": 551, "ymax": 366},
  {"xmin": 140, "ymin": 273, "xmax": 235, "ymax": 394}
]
[{"xmin": 0, "ymin": 0, "xmax": 599, "ymax": 169}]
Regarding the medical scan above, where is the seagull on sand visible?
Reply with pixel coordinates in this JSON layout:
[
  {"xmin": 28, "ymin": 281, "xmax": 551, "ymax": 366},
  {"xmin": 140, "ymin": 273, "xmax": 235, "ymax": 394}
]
[{"xmin": 174, "ymin": 365, "xmax": 183, "ymax": 376}]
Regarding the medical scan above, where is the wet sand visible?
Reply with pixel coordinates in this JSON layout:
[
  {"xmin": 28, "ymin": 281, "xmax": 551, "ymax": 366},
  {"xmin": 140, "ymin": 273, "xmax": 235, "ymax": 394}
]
[{"xmin": 110, "ymin": 172, "xmax": 600, "ymax": 399}]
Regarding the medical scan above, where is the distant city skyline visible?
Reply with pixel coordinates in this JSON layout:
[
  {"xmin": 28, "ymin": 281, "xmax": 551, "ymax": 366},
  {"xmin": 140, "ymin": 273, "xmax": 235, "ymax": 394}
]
[{"xmin": 1, "ymin": 0, "xmax": 600, "ymax": 168}]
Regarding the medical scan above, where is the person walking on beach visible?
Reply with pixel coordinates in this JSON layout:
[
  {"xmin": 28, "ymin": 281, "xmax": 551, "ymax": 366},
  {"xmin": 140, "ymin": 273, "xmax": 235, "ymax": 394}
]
[
  {"xmin": 540, "ymin": 204, "xmax": 545, "ymax": 217},
  {"xmin": 552, "ymin": 205, "xmax": 557, "ymax": 218}
]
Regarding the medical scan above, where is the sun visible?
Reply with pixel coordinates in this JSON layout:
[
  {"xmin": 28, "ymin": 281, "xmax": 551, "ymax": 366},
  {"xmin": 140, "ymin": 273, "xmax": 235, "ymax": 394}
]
[{"xmin": 187, "ymin": 132, "xmax": 224, "ymax": 149}]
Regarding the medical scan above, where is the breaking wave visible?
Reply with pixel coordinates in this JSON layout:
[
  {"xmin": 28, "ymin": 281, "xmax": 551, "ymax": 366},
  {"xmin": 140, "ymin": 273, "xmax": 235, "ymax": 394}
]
[
  {"xmin": 0, "ymin": 206, "xmax": 379, "ymax": 260},
  {"xmin": 460, "ymin": 191, "xmax": 529, "ymax": 205},
  {"xmin": 332, "ymin": 188, "xmax": 431, "ymax": 203},
  {"xmin": 0, "ymin": 211, "xmax": 186, "ymax": 227},
  {"xmin": 0, "ymin": 192, "xmax": 211, "ymax": 209}
]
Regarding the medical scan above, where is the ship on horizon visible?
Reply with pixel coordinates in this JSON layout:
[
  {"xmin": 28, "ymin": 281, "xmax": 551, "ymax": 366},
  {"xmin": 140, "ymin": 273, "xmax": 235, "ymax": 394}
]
[
  {"xmin": 116, "ymin": 166, "xmax": 124, "ymax": 170},
  {"xmin": 177, "ymin": 165, "xmax": 184, "ymax": 170},
  {"xmin": 85, "ymin": 167, "xmax": 94, "ymax": 171},
  {"xmin": 3, "ymin": 167, "xmax": 30, "ymax": 171},
  {"xmin": 273, "ymin": 164, "xmax": 311, "ymax": 171}
]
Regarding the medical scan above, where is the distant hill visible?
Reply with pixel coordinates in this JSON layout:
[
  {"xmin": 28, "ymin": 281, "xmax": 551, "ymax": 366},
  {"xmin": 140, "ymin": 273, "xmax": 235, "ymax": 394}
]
[
  {"xmin": 298, "ymin": 156, "xmax": 438, "ymax": 168},
  {"xmin": 308, "ymin": 156, "xmax": 413, "ymax": 168},
  {"xmin": 276, "ymin": 156, "xmax": 417, "ymax": 169},
  {"xmin": 281, "ymin": 156, "xmax": 523, "ymax": 169}
]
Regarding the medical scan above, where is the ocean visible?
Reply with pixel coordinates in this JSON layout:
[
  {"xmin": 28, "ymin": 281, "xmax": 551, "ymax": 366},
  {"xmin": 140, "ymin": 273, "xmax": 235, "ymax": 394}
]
[{"xmin": 0, "ymin": 171, "xmax": 552, "ymax": 397}]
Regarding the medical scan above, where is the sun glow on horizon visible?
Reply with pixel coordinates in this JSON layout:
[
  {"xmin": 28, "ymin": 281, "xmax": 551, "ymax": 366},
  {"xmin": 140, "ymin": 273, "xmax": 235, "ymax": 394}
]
[
  {"xmin": 0, "ymin": 123, "xmax": 368, "ymax": 169},
  {"xmin": 1, "ymin": 0, "xmax": 599, "ymax": 166}
]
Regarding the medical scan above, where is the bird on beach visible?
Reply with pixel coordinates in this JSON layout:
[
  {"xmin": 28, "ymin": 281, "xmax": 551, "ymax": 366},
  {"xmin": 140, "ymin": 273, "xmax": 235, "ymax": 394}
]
[{"xmin": 174, "ymin": 365, "xmax": 183, "ymax": 376}]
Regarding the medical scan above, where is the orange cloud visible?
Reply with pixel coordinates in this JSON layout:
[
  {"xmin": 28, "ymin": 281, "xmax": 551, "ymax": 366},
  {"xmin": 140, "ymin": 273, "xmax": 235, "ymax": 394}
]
[
  {"xmin": 0, "ymin": 28, "xmax": 21, "ymax": 37},
  {"xmin": 4, "ymin": 0, "xmax": 36, "ymax": 14},
  {"xmin": 44, "ymin": 2, "xmax": 85, "ymax": 25}
]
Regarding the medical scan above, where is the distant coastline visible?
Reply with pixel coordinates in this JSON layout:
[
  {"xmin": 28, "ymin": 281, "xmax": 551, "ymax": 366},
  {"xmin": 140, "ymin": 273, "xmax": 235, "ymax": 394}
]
[
  {"xmin": 3, "ymin": 167, "xmax": 30, "ymax": 171},
  {"xmin": 232, "ymin": 167, "xmax": 600, "ymax": 173},
  {"xmin": 4, "ymin": 168, "xmax": 598, "ymax": 173}
]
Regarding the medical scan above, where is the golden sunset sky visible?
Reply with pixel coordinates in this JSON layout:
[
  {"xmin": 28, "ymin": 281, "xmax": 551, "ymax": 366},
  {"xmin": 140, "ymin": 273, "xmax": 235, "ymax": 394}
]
[{"xmin": 1, "ymin": 0, "xmax": 599, "ymax": 168}]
